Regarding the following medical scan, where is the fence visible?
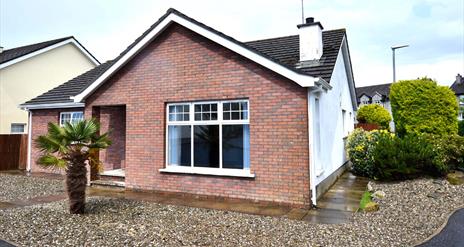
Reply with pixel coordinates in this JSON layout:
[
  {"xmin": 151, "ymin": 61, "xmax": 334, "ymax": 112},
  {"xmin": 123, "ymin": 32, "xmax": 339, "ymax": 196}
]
[
  {"xmin": 355, "ymin": 123, "xmax": 380, "ymax": 131},
  {"xmin": 0, "ymin": 134, "xmax": 28, "ymax": 170}
]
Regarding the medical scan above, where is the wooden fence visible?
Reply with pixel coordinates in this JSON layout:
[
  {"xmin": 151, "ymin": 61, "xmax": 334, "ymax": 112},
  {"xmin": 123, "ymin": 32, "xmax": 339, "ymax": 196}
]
[
  {"xmin": 355, "ymin": 123, "xmax": 380, "ymax": 131},
  {"xmin": 0, "ymin": 134, "xmax": 28, "ymax": 170}
]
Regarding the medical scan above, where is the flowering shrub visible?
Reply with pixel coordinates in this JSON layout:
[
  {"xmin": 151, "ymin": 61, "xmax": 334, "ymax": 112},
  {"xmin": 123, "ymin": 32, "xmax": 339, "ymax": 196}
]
[
  {"xmin": 346, "ymin": 129, "xmax": 464, "ymax": 180},
  {"xmin": 346, "ymin": 128, "xmax": 391, "ymax": 177}
]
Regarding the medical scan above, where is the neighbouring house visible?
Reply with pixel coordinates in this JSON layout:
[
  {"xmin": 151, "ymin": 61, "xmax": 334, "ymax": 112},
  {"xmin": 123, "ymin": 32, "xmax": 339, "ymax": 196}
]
[
  {"xmin": 450, "ymin": 74, "xmax": 464, "ymax": 120},
  {"xmin": 356, "ymin": 83, "xmax": 394, "ymax": 130},
  {"xmin": 0, "ymin": 37, "xmax": 99, "ymax": 134},
  {"xmin": 20, "ymin": 9, "xmax": 357, "ymax": 207}
]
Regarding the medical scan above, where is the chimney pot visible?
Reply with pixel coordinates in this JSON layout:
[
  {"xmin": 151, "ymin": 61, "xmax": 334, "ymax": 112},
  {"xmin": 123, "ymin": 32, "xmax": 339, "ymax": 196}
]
[
  {"xmin": 306, "ymin": 17, "xmax": 314, "ymax": 24},
  {"xmin": 457, "ymin": 74, "xmax": 463, "ymax": 84}
]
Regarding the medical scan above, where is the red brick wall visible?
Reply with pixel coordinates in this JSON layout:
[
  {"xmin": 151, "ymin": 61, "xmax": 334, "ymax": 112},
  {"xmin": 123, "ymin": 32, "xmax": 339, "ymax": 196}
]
[
  {"xmin": 84, "ymin": 24, "xmax": 309, "ymax": 206},
  {"xmin": 98, "ymin": 106, "xmax": 126, "ymax": 170},
  {"xmin": 30, "ymin": 108, "xmax": 84, "ymax": 174}
]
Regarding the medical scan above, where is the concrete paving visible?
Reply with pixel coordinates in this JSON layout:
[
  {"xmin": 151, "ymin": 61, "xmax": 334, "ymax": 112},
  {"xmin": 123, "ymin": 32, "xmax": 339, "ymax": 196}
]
[
  {"xmin": 304, "ymin": 172, "xmax": 369, "ymax": 224},
  {"xmin": 417, "ymin": 208, "xmax": 464, "ymax": 247}
]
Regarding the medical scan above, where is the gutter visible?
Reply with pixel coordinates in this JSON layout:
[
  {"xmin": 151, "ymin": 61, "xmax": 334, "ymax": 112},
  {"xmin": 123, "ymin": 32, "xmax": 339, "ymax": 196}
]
[{"xmin": 20, "ymin": 102, "xmax": 85, "ymax": 110}]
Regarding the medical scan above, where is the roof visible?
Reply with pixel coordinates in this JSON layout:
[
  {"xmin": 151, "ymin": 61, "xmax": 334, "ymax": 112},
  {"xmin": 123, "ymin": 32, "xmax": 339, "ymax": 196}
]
[
  {"xmin": 0, "ymin": 37, "xmax": 99, "ymax": 67},
  {"xmin": 356, "ymin": 83, "xmax": 392, "ymax": 99},
  {"xmin": 22, "ymin": 8, "xmax": 348, "ymax": 108},
  {"xmin": 450, "ymin": 74, "xmax": 464, "ymax": 95},
  {"xmin": 245, "ymin": 29, "xmax": 345, "ymax": 82}
]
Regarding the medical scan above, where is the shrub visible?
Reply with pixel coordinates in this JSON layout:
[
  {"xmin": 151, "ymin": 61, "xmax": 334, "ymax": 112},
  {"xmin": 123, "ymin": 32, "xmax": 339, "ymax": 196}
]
[
  {"xmin": 459, "ymin": 121, "xmax": 464, "ymax": 136},
  {"xmin": 428, "ymin": 134, "xmax": 464, "ymax": 170},
  {"xmin": 390, "ymin": 78, "xmax": 458, "ymax": 137},
  {"xmin": 356, "ymin": 104, "xmax": 392, "ymax": 129},
  {"xmin": 346, "ymin": 128, "xmax": 389, "ymax": 177},
  {"xmin": 370, "ymin": 134, "xmax": 445, "ymax": 180}
]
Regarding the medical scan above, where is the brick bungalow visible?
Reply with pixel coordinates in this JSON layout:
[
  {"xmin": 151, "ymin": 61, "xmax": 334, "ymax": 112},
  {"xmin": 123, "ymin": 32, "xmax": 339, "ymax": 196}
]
[{"xmin": 21, "ymin": 9, "xmax": 357, "ymax": 207}]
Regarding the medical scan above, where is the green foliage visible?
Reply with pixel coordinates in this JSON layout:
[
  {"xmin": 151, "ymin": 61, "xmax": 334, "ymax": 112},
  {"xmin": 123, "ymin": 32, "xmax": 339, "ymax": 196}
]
[
  {"xmin": 390, "ymin": 78, "xmax": 458, "ymax": 137},
  {"xmin": 346, "ymin": 128, "xmax": 391, "ymax": 177},
  {"xmin": 459, "ymin": 121, "xmax": 464, "ymax": 136},
  {"xmin": 359, "ymin": 191, "xmax": 373, "ymax": 210},
  {"xmin": 371, "ymin": 134, "xmax": 447, "ymax": 180},
  {"xmin": 346, "ymin": 130, "xmax": 464, "ymax": 181},
  {"xmin": 427, "ymin": 135, "xmax": 464, "ymax": 170},
  {"xmin": 356, "ymin": 104, "xmax": 392, "ymax": 129},
  {"xmin": 36, "ymin": 119, "xmax": 111, "ymax": 170}
]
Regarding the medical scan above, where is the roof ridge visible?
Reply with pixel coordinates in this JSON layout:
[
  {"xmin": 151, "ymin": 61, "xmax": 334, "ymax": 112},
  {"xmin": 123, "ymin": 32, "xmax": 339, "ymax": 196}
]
[
  {"xmin": 244, "ymin": 28, "xmax": 346, "ymax": 44},
  {"xmin": 356, "ymin": 83, "xmax": 392, "ymax": 89},
  {"xmin": 3, "ymin": 36, "xmax": 73, "ymax": 52}
]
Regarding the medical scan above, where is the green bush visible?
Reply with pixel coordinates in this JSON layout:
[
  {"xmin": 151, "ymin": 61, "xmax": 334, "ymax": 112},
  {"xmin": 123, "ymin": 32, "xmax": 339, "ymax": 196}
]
[
  {"xmin": 346, "ymin": 130, "xmax": 464, "ymax": 180},
  {"xmin": 356, "ymin": 104, "xmax": 392, "ymax": 129},
  {"xmin": 459, "ymin": 121, "xmax": 464, "ymax": 136},
  {"xmin": 371, "ymin": 134, "xmax": 447, "ymax": 180},
  {"xmin": 390, "ymin": 78, "xmax": 458, "ymax": 137},
  {"xmin": 428, "ymin": 134, "xmax": 464, "ymax": 170},
  {"xmin": 346, "ymin": 128, "xmax": 390, "ymax": 177}
]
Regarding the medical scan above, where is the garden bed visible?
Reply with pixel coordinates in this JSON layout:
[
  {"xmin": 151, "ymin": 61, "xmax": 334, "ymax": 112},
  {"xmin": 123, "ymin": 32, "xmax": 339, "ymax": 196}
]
[
  {"xmin": 0, "ymin": 174, "xmax": 64, "ymax": 202},
  {"xmin": 0, "ymin": 176, "xmax": 463, "ymax": 246}
]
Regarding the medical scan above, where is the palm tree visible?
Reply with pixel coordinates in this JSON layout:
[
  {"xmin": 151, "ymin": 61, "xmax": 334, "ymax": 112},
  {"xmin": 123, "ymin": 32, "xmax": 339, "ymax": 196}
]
[{"xmin": 36, "ymin": 119, "xmax": 111, "ymax": 214}]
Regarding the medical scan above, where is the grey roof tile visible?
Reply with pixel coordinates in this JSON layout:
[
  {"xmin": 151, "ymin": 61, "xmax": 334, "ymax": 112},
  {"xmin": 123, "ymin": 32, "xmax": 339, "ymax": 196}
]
[{"xmin": 356, "ymin": 83, "xmax": 392, "ymax": 99}]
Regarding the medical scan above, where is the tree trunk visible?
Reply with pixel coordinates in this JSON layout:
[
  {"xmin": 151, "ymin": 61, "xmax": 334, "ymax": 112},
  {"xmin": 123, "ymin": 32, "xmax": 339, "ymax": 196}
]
[{"xmin": 66, "ymin": 152, "xmax": 87, "ymax": 214}]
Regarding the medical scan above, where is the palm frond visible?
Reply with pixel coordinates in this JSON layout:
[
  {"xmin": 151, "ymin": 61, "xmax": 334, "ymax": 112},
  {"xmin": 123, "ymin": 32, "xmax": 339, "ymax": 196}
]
[
  {"xmin": 35, "ymin": 135, "xmax": 67, "ymax": 153},
  {"xmin": 37, "ymin": 154, "xmax": 67, "ymax": 169},
  {"xmin": 88, "ymin": 132, "xmax": 112, "ymax": 149}
]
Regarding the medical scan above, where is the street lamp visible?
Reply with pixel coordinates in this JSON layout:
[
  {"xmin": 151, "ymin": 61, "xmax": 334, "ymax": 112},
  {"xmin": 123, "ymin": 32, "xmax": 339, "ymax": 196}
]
[{"xmin": 391, "ymin": 44, "xmax": 409, "ymax": 82}]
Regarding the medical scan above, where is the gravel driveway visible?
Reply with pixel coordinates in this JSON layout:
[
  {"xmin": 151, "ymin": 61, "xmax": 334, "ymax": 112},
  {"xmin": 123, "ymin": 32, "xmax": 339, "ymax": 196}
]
[
  {"xmin": 0, "ymin": 177, "xmax": 463, "ymax": 246},
  {"xmin": 0, "ymin": 174, "xmax": 64, "ymax": 202}
]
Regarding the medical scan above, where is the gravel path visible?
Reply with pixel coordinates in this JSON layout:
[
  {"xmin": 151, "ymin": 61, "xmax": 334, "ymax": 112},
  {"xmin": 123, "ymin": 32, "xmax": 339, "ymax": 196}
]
[
  {"xmin": 0, "ymin": 174, "xmax": 64, "ymax": 202},
  {"xmin": 0, "ymin": 178, "xmax": 463, "ymax": 246}
]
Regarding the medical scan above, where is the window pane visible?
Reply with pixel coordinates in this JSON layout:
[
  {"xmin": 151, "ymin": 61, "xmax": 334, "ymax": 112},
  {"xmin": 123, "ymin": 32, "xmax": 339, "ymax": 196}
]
[
  {"xmin": 223, "ymin": 125, "xmax": 250, "ymax": 169},
  {"xmin": 211, "ymin": 104, "xmax": 217, "ymax": 111},
  {"xmin": 169, "ymin": 106, "xmax": 176, "ymax": 113},
  {"xmin": 183, "ymin": 114, "xmax": 189, "ymax": 121},
  {"xmin": 231, "ymin": 112, "xmax": 240, "ymax": 120},
  {"xmin": 202, "ymin": 112, "xmax": 210, "ymax": 120},
  {"xmin": 223, "ymin": 112, "xmax": 230, "ymax": 120},
  {"xmin": 202, "ymin": 104, "xmax": 210, "ymax": 112},
  {"xmin": 231, "ymin": 102, "xmax": 239, "ymax": 110},
  {"xmin": 241, "ymin": 111, "xmax": 248, "ymax": 120},
  {"xmin": 223, "ymin": 103, "xmax": 230, "ymax": 111},
  {"xmin": 240, "ymin": 102, "xmax": 248, "ymax": 111},
  {"xmin": 11, "ymin": 124, "xmax": 25, "ymax": 133},
  {"xmin": 194, "ymin": 125, "xmax": 219, "ymax": 168},
  {"xmin": 169, "ymin": 113, "xmax": 176, "ymax": 121},
  {"xmin": 195, "ymin": 113, "xmax": 202, "ymax": 121},
  {"xmin": 168, "ymin": 126, "xmax": 191, "ymax": 166}
]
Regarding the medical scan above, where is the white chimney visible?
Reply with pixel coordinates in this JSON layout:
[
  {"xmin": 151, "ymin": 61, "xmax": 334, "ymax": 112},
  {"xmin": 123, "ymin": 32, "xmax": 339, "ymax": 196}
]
[{"xmin": 298, "ymin": 17, "xmax": 324, "ymax": 62}]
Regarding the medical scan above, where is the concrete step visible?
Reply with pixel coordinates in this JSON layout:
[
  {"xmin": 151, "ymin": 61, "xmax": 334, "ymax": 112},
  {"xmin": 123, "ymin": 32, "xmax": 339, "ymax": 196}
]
[{"xmin": 91, "ymin": 179, "xmax": 125, "ymax": 188}]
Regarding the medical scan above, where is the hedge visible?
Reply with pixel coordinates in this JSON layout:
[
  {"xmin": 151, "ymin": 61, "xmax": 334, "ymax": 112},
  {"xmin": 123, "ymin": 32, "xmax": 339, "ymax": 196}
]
[{"xmin": 390, "ymin": 78, "xmax": 458, "ymax": 136}]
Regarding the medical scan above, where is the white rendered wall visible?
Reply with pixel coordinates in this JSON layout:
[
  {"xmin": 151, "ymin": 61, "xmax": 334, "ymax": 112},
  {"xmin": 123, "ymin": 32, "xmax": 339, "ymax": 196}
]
[{"xmin": 312, "ymin": 48, "xmax": 355, "ymax": 186}]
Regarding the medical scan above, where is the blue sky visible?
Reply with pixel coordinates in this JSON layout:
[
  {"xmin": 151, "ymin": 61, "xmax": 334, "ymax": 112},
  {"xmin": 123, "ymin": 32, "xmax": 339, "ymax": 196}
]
[{"xmin": 1, "ymin": 0, "xmax": 463, "ymax": 87}]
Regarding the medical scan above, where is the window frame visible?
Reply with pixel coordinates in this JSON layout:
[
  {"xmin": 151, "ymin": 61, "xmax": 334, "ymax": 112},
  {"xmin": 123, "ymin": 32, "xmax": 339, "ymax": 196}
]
[
  {"xmin": 162, "ymin": 99, "xmax": 254, "ymax": 178},
  {"xmin": 59, "ymin": 111, "xmax": 84, "ymax": 126},
  {"xmin": 10, "ymin": 123, "xmax": 26, "ymax": 134}
]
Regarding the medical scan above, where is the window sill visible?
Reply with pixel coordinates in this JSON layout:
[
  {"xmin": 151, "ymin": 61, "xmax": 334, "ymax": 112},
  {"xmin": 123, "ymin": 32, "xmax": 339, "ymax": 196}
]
[{"xmin": 159, "ymin": 166, "xmax": 255, "ymax": 178}]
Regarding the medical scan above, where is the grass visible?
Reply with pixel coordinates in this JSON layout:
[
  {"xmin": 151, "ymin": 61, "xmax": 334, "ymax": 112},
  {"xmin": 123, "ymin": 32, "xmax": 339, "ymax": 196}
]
[{"xmin": 359, "ymin": 191, "xmax": 372, "ymax": 210}]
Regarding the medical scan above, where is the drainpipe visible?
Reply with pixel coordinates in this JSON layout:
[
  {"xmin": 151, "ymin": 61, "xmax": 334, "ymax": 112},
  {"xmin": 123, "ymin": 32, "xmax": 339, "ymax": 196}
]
[
  {"xmin": 307, "ymin": 89, "xmax": 317, "ymax": 206},
  {"xmin": 26, "ymin": 110, "xmax": 32, "ymax": 172},
  {"xmin": 308, "ymin": 84, "xmax": 325, "ymax": 206}
]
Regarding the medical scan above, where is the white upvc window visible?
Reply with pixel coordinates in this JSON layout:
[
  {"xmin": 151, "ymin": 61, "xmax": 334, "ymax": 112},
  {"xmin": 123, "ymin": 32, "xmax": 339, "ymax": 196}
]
[
  {"xmin": 162, "ymin": 99, "xmax": 253, "ymax": 178},
  {"xmin": 60, "ymin": 112, "xmax": 84, "ymax": 126},
  {"xmin": 11, "ymin": 123, "xmax": 26, "ymax": 134}
]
